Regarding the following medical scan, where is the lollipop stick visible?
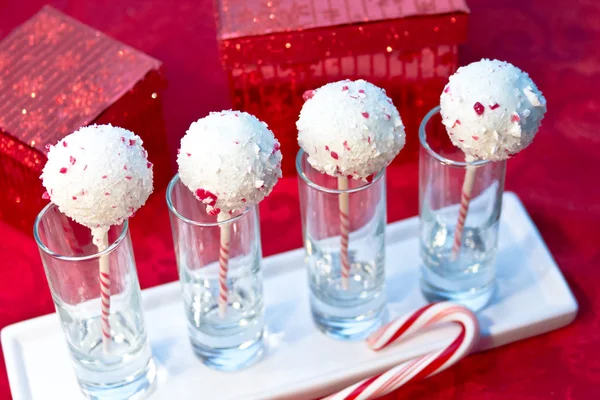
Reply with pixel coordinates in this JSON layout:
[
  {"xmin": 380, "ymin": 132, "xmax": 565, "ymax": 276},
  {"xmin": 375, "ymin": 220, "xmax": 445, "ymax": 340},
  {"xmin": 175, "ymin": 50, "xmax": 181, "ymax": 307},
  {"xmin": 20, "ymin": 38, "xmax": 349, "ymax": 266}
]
[
  {"xmin": 451, "ymin": 157, "xmax": 477, "ymax": 260},
  {"xmin": 338, "ymin": 176, "xmax": 350, "ymax": 291},
  {"xmin": 97, "ymin": 232, "xmax": 111, "ymax": 353},
  {"xmin": 218, "ymin": 212, "xmax": 231, "ymax": 318}
]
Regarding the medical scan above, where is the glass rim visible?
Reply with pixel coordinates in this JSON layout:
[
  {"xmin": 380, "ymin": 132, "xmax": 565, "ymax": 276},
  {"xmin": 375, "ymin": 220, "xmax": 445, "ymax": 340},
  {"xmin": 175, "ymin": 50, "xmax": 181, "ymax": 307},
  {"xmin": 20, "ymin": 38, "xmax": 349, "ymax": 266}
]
[
  {"xmin": 33, "ymin": 202, "xmax": 129, "ymax": 261},
  {"xmin": 295, "ymin": 149, "xmax": 385, "ymax": 194},
  {"xmin": 166, "ymin": 173, "xmax": 251, "ymax": 227},
  {"xmin": 419, "ymin": 106, "xmax": 491, "ymax": 168}
]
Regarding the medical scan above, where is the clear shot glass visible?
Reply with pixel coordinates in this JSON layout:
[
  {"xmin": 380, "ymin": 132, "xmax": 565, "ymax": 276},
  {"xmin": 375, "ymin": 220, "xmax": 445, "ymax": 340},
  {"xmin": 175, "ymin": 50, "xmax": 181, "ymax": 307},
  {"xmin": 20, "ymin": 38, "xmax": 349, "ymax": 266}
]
[
  {"xmin": 34, "ymin": 204, "xmax": 155, "ymax": 400},
  {"xmin": 419, "ymin": 106, "xmax": 506, "ymax": 310},
  {"xmin": 296, "ymin": 149, "xmax": 387, "ymax": 340},
  {"xmin": 166, "ymin": 174, "xmax": 264, "ymax": 371}
]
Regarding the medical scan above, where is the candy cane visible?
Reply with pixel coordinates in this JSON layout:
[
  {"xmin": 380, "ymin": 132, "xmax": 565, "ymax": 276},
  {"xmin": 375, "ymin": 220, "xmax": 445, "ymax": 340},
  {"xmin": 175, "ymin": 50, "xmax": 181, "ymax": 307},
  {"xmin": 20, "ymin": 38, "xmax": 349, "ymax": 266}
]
[{"xmin": 323, "ymin": 302, "xmax": 479, "ymax": 400}]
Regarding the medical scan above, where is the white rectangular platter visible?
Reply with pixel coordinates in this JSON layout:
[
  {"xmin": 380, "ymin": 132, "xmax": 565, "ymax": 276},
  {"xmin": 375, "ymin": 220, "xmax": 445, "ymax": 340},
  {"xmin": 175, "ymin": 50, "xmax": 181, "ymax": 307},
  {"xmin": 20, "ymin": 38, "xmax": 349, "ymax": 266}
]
[{"xmin": 2, "ymin": 192, "xmax": 578, "ymax": 400}]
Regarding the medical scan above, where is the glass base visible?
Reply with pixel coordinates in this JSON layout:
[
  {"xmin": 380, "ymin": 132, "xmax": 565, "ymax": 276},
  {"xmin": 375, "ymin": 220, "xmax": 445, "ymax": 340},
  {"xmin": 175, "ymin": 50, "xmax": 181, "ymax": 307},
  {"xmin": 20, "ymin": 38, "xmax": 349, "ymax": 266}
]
[
  {"xmin": 190, "ymin": 332, "xmax": 264, "ymax": 371},
  {"xmin": 79, "ymin": 357, "xmax": 156, "ymax": 400},
  {"xmin": 310, "ymin": 292, "xmax": 386, "ymax": 341},
  {"xmin": 420, "ymin": 279, "xmax": 495, "ymax": 311}
]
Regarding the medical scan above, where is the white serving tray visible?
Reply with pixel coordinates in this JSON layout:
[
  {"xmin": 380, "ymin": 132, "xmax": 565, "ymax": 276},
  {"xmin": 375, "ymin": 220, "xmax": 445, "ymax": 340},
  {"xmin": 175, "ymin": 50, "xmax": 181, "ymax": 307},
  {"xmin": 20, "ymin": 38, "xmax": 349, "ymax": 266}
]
[{"xmin": 2, "ymin": 192, "xmax": 578, "ymax": 400}]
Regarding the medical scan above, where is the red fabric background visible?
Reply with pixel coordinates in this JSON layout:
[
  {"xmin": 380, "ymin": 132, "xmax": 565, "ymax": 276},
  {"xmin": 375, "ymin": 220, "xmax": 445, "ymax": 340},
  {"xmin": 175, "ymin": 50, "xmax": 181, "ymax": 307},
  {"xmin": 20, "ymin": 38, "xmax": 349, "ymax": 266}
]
[{"xmin": 0, "ymin": 0, "xmax": 599, "ymax": 398}]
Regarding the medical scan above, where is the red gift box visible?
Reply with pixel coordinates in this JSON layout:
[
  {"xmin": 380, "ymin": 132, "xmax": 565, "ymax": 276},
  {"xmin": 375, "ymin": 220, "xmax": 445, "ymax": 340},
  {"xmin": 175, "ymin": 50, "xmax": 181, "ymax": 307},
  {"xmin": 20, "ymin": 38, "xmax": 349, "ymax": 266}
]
[
  {"xmin": 0, "ymin": 6, "xmax": 171, "ymax": 233},
  {"xmin": 216, "ymin": 0, "xmax": 469, "ymax": 175}
]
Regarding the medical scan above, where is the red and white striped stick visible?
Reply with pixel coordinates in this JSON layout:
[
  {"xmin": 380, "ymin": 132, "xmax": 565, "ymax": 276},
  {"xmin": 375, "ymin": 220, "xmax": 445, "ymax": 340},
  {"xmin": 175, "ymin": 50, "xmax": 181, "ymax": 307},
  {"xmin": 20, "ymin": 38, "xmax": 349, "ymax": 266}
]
[
  {"xmin": 97, "ymin": 232, "xmax": 111, "ymax": 353},
  {"xmin": 323, "ymin": 302, "xmax": 479, "ymax": 400},
  {"xmin": 451, "ymin": 159, "xmax": 477, "ymax": 260},
  {"xmin": 338, "ymin": 176, "xmax": 351, "ymax": 291},
  {"xmin": 218, "ymin": 212, "xmax": 231, "ymax": 318}
]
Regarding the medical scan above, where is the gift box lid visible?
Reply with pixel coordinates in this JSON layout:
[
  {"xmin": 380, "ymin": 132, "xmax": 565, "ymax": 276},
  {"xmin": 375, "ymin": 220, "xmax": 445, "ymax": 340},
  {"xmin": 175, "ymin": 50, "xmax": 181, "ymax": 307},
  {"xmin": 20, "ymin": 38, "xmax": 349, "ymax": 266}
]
[
  {"xmin": 217, "ymin": 0, "xmax": 469, "ymax": 68},
  {"xmin": 217, "ymin": 0, "xmax": 470, "ymax": 40},
  {"xmin": 0, "ymin": 6, "xmax": 162, "ymax": 156}
]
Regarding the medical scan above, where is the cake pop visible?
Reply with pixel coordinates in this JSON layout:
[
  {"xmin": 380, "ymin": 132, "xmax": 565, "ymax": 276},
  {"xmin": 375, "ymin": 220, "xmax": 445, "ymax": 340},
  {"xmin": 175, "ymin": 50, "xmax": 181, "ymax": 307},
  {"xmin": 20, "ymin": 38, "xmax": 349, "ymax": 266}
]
[
  {"xmin": 439, "ymin": 59, "xmax": 547, "ymax": 259},
  {"xmin": 297, "ymin": 79, "xmax": 405, "ymax": 180},
  {"xmin": 178, "ymin": 110, "xmax": 282, "ymax": 216},
  {"xmin": 297, "ymin": 79, "xmax": 405, "ymax": 290},
  {"xmin": 41, "ymin": 123, "xmax": 153, "ymax": 353},
  {"xmin": 177, "ymin": 110, "xmax": 282, "ymax": 316},
  {"xmin": 440, "ymin": 58, "xmax": 547, "ymax": 161},
  {"xmin": 41, "ymin": 124, "xmax": 153, "ymax": 241}
]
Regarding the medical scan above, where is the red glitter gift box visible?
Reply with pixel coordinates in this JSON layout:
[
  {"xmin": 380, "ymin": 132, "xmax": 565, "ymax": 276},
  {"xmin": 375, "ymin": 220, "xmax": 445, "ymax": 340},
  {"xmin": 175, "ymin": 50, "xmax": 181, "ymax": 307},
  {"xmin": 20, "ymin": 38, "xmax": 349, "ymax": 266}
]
[
  {"xmin": 0, "ymin": 6, "xmax": 170, "ymax": 233},
  {"xmin": 216, "ymin": 0, "xmax": 469, "ymax": 175}
]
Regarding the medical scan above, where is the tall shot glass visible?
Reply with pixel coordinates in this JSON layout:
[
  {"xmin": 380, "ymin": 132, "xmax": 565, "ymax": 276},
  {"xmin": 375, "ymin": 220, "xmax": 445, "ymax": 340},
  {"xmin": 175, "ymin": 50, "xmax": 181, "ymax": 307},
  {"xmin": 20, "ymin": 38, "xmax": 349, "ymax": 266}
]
[
  {"xmin": 34, "ymin": 204, "xmax": 155, "ymax": 400},
  {"xmin": 296, "ymin": 149, "xmax": 387, "ymax": 340},
  {"xmin": 166, "ymin": 174, "xmax": 264, "ymax": 371},
  {"xmin": 419, "ymin": 107, "xmax": 506, "ymax": 310}
]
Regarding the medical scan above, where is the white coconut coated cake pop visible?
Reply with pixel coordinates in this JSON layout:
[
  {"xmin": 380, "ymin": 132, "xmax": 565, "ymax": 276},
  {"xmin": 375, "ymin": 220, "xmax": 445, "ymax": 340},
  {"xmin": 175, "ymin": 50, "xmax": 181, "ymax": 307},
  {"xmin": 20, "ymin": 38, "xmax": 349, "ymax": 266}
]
[
  {"xmin": 41, "ymin": 124, "xmax": 154, "ymax": 241},
  {"xmin": 440, "ymin": 59, "xmax": 547, "ymax": 161},
  {"xmin": 177, "ymin": 110, "xmax": 282, "ymax": 216},
  {"xmin": 297, "ymin": 79, "xmax": 405, "ymax": 180}
]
